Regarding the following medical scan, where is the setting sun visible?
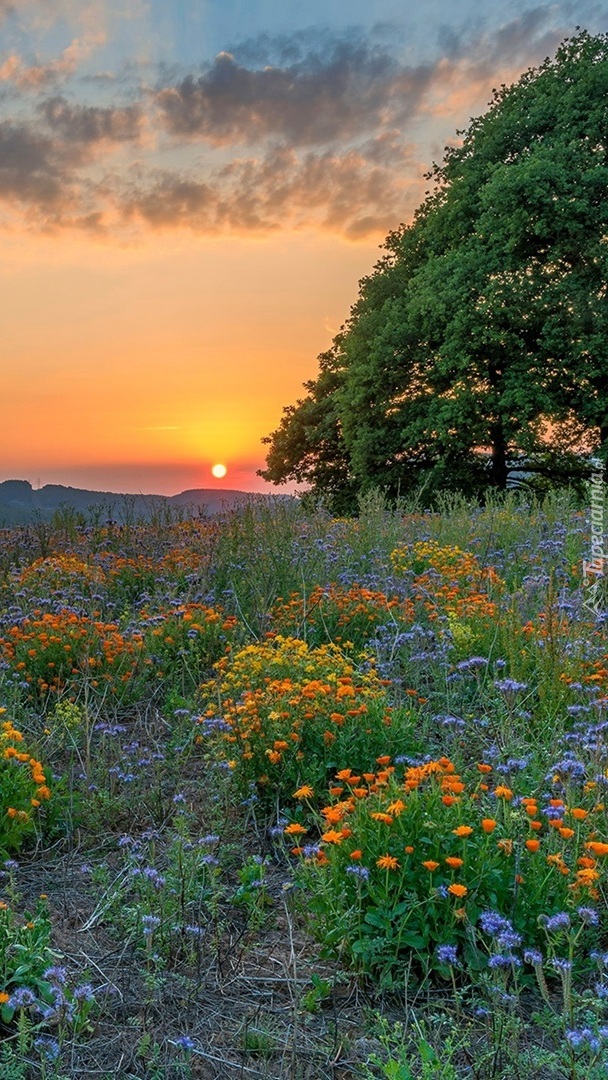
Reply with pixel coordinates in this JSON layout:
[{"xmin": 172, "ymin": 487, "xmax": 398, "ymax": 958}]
[{"xmin": 211, "ymin": 463, "xmax": 228, "ymax": 479}]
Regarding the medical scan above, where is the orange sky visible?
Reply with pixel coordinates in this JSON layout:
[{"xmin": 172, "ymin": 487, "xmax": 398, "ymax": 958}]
[
  {"xmin": 0, "ymin": 0, "xmax": 598, "ymax": 495},
  {"xmin": 1, "ymin": 229, "xmax": 381, "ymax": 493}
]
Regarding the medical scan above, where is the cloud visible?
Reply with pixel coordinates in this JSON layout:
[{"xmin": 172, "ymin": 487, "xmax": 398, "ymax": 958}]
[
  {"xmin": 121, "ymin": 142, "xmax": 424, "ymax": 238},
  {"xmin": 0, "ymin": 9, "xmax": 587, "ymax": 239},
  {"xmin": 39, "ymin": 96, "xmax": 144, "ymax": 145},
  {"xmin": 155, "ymin": 38, "xmax": 435, "ymax": 147},
  {"xmin": 0, "ymin": 34, "xmax": 105, "ymax": 89}
]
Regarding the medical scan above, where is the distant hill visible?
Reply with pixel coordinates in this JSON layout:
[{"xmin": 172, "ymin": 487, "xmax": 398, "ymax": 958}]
[{"xmin": 0, "ymin": 479, "xmax": 290, "ymax": 526}]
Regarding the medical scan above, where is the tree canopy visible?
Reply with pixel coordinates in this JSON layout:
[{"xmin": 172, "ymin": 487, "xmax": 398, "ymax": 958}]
[{"xmin": 259, "ymin": 31, "xmax": 608, "ymax": 508}]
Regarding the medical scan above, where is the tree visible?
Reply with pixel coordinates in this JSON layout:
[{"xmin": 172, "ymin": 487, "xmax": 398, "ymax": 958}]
[{"xmin": 260, "ymin": 31, "xmax": 608, "ymax": 504}]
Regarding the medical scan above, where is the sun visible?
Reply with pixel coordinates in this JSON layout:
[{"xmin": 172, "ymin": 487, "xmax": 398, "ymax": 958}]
[{"xmin": 211, "ymin": 463, "xmax": 227, "ymax": 479}]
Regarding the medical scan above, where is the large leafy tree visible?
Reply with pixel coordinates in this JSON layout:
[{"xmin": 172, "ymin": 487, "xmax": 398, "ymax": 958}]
[{"xmin": 260, "ymin": 31, "xmax": 608, "ymax": 504}]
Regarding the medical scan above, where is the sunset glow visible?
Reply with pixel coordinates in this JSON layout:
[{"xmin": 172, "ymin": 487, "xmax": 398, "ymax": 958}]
[{"xmin": 0, "ymin": 0, "xmax": 601, "ymax": 496}]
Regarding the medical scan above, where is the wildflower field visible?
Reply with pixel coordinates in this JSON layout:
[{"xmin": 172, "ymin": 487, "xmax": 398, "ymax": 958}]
[{"xmin": 0, "ymin": 491, "xmax": 607, "ymax": 1079}]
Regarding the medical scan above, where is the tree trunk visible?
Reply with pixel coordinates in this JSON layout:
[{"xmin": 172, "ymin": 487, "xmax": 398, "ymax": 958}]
[{"xmin": 490, "ymin": 421, "xmax": 508, "ymax": 488}]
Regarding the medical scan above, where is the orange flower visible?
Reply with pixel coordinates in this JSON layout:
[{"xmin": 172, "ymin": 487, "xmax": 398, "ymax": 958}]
[
  {"xmin": 481, "ymin": 818, "xmax": 497, "ymax": 833},
  {"xmin": 376, "ymin": 854, "xmax": 399, "ymax": 871},
  {"xmin": 525, "ymin": 839, "xmax": 541, "ymax": 853},
  {"xmin": 442, "ymin": 796, "xmax": 458, "ymax": 807},
  {"xmin": 404, "ymin": 845, "xmax": 415, "ymax": 854},
  {"xmin": 586, "ymin": 841, "xmax": 608, "ymax": 856},
  {"xmin": 370, "ymin": 812, "xmax": 394, "ymax": 825},
  {"xmin": 0, "ymin": 992, "xmax": 10, "ymax": 1005},
  {"xmin": 423, "ymin": 860, "xmax": 439, "ymax": 871},
  {"xmin": 570, "ymin": 807, "xmax": 588, "ymax": 821},
  {"xmin": 577, "ymin": 856, "xmax": 597, "ymax": 869},
  {"xmin": 376, "ymin": 755, "xmax": 392, "ymax": 766},
  {"xmin": 530, "ymin": 820, "xmax": 543, "ymax": 832},
  {"xmin": 293, "ymin": 785, "xmax": 314, "ymax": 799},
  {"xmin": 386, "ymin": 800, "xmax": 406, "ymax": 816},
  {"xmin": 350, "ymin": 850, "xmax": 363, "ymax": 860},
  {"xmin": 284, "ymin": 823, "xmax": 307, "ymax": 836},
  {"xmin": 477, "ymin": 764, "xmax": 493, "ymax": 774},
  {"xmin": 494, "ymin": 785, "xmax": 513, "ymax": 800},
  {"xmin": 445, "ymin": 856, "xmax": 463, "ymax": 869},
  {"xmin": 559, "ymin": 827, "xmax": 575, "ymax": 840},
  {"xmin": 448, "ymin": 883, "xmax": 468, "ymax": 897},
  {"xmin": 497, "ymin": 839, "xmax": 513, "ymax": 855},
  {"xmin": 322, "ymin": 829, "xmax": 345, "ymax": 844},
  {"xmin": 452, "ymin": 825, "xmax": 473, "ymax": 837},
  {"xmin": 572, "ymin": 868, "xmax": 600, "ymax": 887}
]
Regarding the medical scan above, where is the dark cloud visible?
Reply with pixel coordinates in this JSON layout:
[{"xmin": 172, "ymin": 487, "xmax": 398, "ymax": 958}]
[
  {"xmin": 39, "ymin": 96, "xmax": 143, "ymax": 144},
  {"xmin": 156, "ymin": 39, "xmax": 435, "ymax": 147},
  {"xmin": 0, "ymin": 121, "xmax": 64, "ymax": 205}
]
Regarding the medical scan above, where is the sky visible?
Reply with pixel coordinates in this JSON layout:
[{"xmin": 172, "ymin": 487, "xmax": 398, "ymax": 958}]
[{"xmin": 1, "ymin": 0, "xmax": 606, "ymax": 495}]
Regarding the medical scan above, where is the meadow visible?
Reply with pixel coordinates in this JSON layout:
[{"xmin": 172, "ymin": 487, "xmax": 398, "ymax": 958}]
[{"xmin": 0, "ymin": 490, "xmax": 606, "ymax": 1079}]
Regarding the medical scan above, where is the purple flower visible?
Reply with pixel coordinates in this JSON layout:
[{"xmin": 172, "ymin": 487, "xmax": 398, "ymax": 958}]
[
  {"xmin": 142, "ymin": 914, "xmax": 161, "ymax": 935},
  {"xmin": 43, "ymin": 966, "xmax": 68, "ymax": 984},
  {"xmin": 436, "ymin": 944, "xmax": 458, "ymax": 965},
  {"xmin": 550, "ymin": 957, "xmax": 573, "ymax": 973},
  {"xmin": 524, "ymin": 949, "xmax": 543, "ymax": 965},
  {"xmin": 175, "ymin": 1035, "xmax": 195, "ymax": 1050},
  {"xmin": 8, "ymin": 987, "xmax": 36, "ymax": 1008},
  {"xmin": 497, "ymin": 929, "xmax": 522, "ymax": 949},
  {"xmin": 488, "ymin": 954, "xmax": 521, "ymax": 969},
  {"xmin": 478, "ymin": 910, "xmax": 511, "ymax": 936},
  {"xmin": 345, "ymin": 865, "xmax": 370, "ymax": 881},
  {"xmin": 142, "ymin": 867, "xmax": 166, "ymax": 887},
  {"xmin": 544, "ymin": 912, "xmax": 571, "ymax": 932},
  {"xmin": 578, "ymin": 907, "xmax": 599, "ymax": 926},
  {"xmin": 34, "ymin": 1036, "xmax": 60, "ymax": 1063},
  {"xmin": 494, "ymin": 679, "xmax": 528, "ymax": 694}
]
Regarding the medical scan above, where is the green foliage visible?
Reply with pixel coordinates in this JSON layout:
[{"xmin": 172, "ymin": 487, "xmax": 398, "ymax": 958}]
[
  {"xmin": 295, "ymin": 754, "xmax": 606, "ymax": 988},
  {"xmin": 261, "ymin": 31, "xmax": 608, "ymax": 505}
]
